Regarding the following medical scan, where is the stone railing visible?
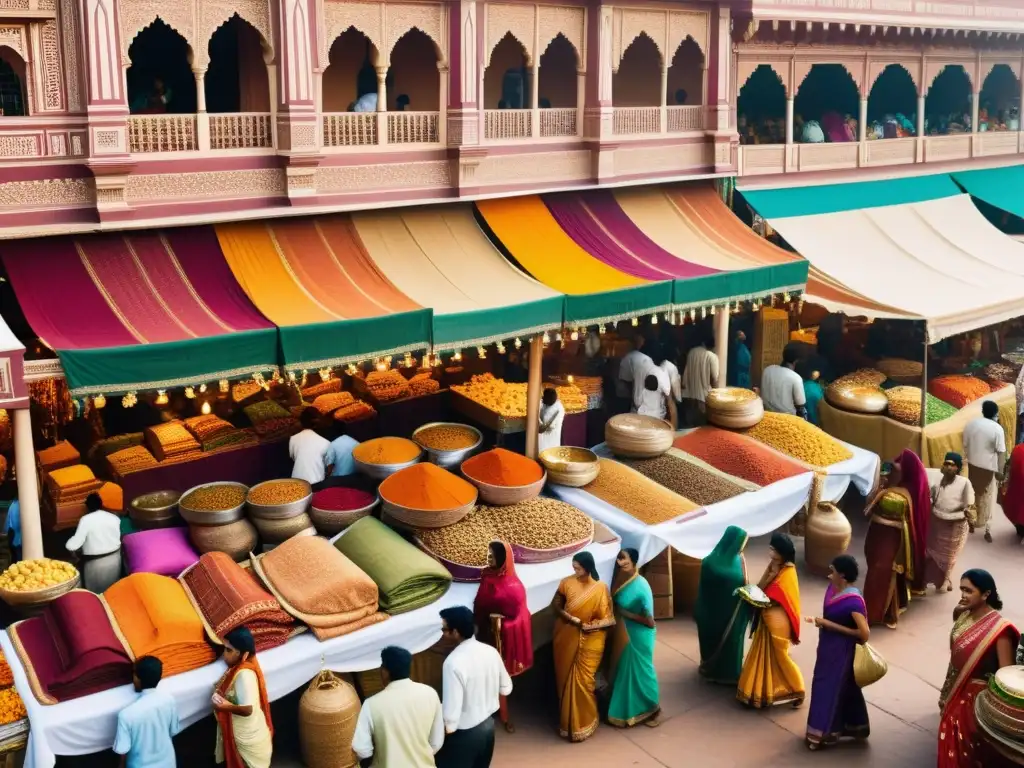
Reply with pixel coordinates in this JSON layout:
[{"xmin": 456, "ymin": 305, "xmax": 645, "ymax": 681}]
[
  {"xmin": 667, "ymin": 105, "xmax": 704, "ymax": 133},
  {"xmin": 613, "ymin": 107, "xmax": 661, "ymax": 136},
  {"xmin": 209, "ymin": 113, "xmax": 273, "ymax": 150},
  {"xmin": 539, "ymin": 108, "xmax": 579, "ymax": 138},
  {"xmin": 484, "ymin": 109, "xmax": 533, "ymax": 140},
  {"xmin": 322, "ymin": 113, "xmax": 378, "ymax": 147},
  {"xmin": 128, "ymin": 115, "xmax": 198, "ymax": 153},
  {"xmin": 386, "ymin": 111, "xmax": 440, "ymax": 144}
]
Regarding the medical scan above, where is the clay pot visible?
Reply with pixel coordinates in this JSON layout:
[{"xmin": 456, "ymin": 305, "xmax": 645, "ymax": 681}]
[
  {"xmin": 804, "ymin": 502, "xmax": 852, "ymax": 577},
  {"xmin": 670, "ymin": 549, "xmax": 702, "ymax": 614}
]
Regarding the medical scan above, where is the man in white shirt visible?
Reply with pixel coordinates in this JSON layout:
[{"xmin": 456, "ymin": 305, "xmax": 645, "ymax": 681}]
[
  {"xmin": 289, "ymin": 408, "xmax": 332, "ymax": 485},
  {"xmin": 66, "ymin": 492, "xmax": 122, "ymax": 593},
  {"xmin": 113, "ymin": 656, "xmax": 179, "ymax": 768},
  {"xmin": 352, "ymin": 646, "xmax": 444, "ymax": 768},
  {"xmin": 352, "ymin": 92, "xmax": 378, "ymax": 112},
  {"xmin": 436, "ymin": 606, "xmax": 512, "ymax": 768},
  {"xmin": 760, "ymin": 347, "xmax": 808, "ymax": 418},
  {"xmin": 962, "ymin": 399, "xmax": 1006, "ymax": 543},
  {"xmin": 616, "ymin": 334, "xmax": 652, "ymax": 410},
  {"xmin": 680, "ymin": 329, "xmax": 720, "ymax": 426}
]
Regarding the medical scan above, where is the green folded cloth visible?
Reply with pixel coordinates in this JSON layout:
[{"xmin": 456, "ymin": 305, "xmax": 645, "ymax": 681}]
[{"xmin": 333, "ymin": 517, "xmax": 451, "ymax": 615}]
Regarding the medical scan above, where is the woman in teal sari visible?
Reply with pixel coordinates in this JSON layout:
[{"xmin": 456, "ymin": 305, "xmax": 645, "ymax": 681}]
[
  {"xmin": 695, "ymin": 526, "xmax": 751, "ymax": 685},
  {"xmin": 607, "ymin": 548, "xmax": 660, "ymax": 728}
]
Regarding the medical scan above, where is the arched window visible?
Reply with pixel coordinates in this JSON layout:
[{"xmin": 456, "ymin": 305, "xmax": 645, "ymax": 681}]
[
  {"xmin": 613, "ymin": 33, "xmax": 661, "ymax": 107},
  {"xmin": 484, "ymin": 32, "xmax": 529, "ymax": 109},
  {"xmin": 925, "ymin": 65, "xmax": 971, "ymax": 135},
  {"xmin": 322, "ymin": 28, "xmax": 380, "ymax": 113},
  {"xmin": 389, "ymin": 29, "xmax": 441, "ymax": 113},
  {"xmin": 0, "ymin": 48, "xmax": 26, "ymax": 116},
  {"xmin": 979, "ymin": 64, "xmax": 1020, "ymax": 132},
  {"xmin": 667, "ymin": 37, "xmax": 703, "ymax": 107},
  {"xmin": 794, "ymin": 64, "xmax": 859, "ymax": 143},
  {"xmin": 538, "ymin": 33, "xmax": 577, "ymax": 109},
  {"xmin": 206, "ymin": 15, "xmax": 270, "ymax": 114},
  {"xmin": 737, "ymin": 64, "xmax": 785, "ymax": 144},
  {"xmin": 126, "ymin": 19, "xmax": 196, "ymax": 114},
  {"xmin": 866, "ymin": 64, "xmax": 917, "ymax": 139}
]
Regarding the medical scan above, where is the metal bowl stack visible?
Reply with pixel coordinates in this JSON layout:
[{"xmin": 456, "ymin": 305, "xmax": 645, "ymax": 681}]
[
  {"xmin": 179, "ymin": 482, "xmax": 256, "ymax": 562},
  {"xmin": 129, "ymin": 490, "xmax": 182, "ymax": 530},
  {"xmin": 412, "ymin": 422, "xmax": 483, "ymax": 469},
  {"xmin": 706, "ymin": 388, "xmax": 764, "ymax": 429},
  {"xmin": 975, "ymin": 666, "xmax": 1024, "ymax": 760},
  {"xmin": 246, "ymin": 479, "xmax": 316, "ymax": 547}
]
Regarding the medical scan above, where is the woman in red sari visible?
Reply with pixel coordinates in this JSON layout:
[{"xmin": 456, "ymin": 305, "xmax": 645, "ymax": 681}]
[
  {"xmin": 862, "ymin": 449, "xmax": 931, "ymax": 628},
  {"xmin": 938, "ymin": 569, "xmax": 1019, "ymax": 768},
  {"xmin": 473, "ymin": 540, "xmax": 533, "ymax": 733},
  {"xmin": 212, "ymin": 627, "xmax": 273, "ymax": 768},
  {"xmin": 1000, "ymin": 443, "xmax": 1024, "ymax": 541}
]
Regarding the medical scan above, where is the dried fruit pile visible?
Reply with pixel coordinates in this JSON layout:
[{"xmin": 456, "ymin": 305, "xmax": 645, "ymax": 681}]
[
  {"xmin": 365, "ymin": 370, "xmax": 410, "ymax": 402},
  {"xmin": 248, "ymin": 479, "xmax": 309, "ymax": 506},
  {"xmin": 181, "ymin": 484, "xmax": 247, "ymax": 512}
]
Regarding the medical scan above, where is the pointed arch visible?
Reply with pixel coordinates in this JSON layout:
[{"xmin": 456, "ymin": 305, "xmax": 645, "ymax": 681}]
[
  {"xmin": 389, "ymin": 27, "xmax": 442, "ymax": 112},
  {"xmin": 667, "ymin": 35, "xmax": 704, "ymax": 106},
  {"xmin": 322, "ymin": 27, "xmax": 380, "ymax": 112},
  {"xmin": 613, "ymin": 32, "xmax": 661, "ymax": 107},
  {"xmin": 119, "ymin": 9, "xmax": 196, "ymax": 64},
  {"xmin": 199, "ymin": 6, "xmax": 275, "ymax": 69},
  {"xmin": 126, "ymin": 19, "xmax": 197, "ymax": 114},
  {"xmin": 483, "ymin": 31, "xmax": 529, "ymax": 109},
  {"xmin": 538, "ymin": 33, "xmax": 578, "ymax": 109}
]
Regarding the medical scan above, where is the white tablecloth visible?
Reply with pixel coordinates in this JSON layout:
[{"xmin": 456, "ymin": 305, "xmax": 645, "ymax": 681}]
[
  {"xmin": 818, "ymin": 441, "xmax": 880, "ymax": 502},
  {"xmin": 6, "ymin": 540, "xmax": 620, "ymax": 768}
]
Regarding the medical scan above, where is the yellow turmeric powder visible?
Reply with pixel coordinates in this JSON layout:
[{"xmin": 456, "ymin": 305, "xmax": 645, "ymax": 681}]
[
  {"xmin": 352, "ymin": 437, "xmax": 421, "ymax": 465},
  {"xmin": 379, "ymin": 463, "xmax": 477, "ymax": 510}
]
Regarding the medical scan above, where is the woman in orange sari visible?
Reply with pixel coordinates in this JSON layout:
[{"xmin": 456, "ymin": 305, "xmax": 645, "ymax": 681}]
[
  {"xmin": 551, "ymin": 551, "xmax": 615, "ymax": 742},
  {"xmin": 212, "ymin": 627, "xmax": 273, "ymax": 768},
  {"xmin": 938, "ymin": 569, "xmax": 1019, "ymax": 768},
  {"xmin": 737, "ymin": 532, "xmax": 805, "ymax": 708}
]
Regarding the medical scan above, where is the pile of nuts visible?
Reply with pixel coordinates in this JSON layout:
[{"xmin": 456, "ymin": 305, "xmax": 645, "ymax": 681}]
[
  {"xmin": 886, "ymin": 386, "xmax": 959, "ymax": 426},
  {"xmin": 415, "ymin": 424, "xmax": 478, "ymax": 451},
  {"xmin": 832, "ymin": 369, "xmax": 887, "ymax": 388},
  {"xmin": 181, "ymin": 484, "xmax": 247, "ymax": 512},
  {"xmin": 621, "ymin": 454, "xmax": 747, "ymax": 507},
  {"xmin": 415, "ymin": 497, "xmax": 593, "ymax": 566},
  {"xmin": 583, "ymin": 459, "xmax": 699, "ymax": 524},
  {"xmin": 248, "ymin": 479, "xmax": 309, "ymax": 506},
  {"xmin": 365, "ymin": 370, "xmax": 411, "ymax": 402},
  {"xmin": 333, "ymin": 401, "xmax": 376, "ymax": 423},
  {"xmin": 740, "ymin": 413, "xmax": 852, "ymax": 467},
  {"xmin": 410, "ymin": 373, "xmax": 440, "ymax": 397},
  {"xmin": 453, "ymin": 374, "xmax": 588, "ymax": 418},
  {"xmin": 312, "ymin": 392, "xmax": 355, "ymax": 414},
  {"xmin": 875, "ymin": 358, "xmax": 923, "ymax": 380},
  {"xmin": 0, "ymin": 558, "xmax": 77, "ymax": 592}
]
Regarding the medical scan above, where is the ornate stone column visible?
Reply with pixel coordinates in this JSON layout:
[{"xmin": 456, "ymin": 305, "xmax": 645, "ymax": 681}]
[
  {"xmin": 276, "ymin": 0, "xmax": 322, "ymax": 200},
  {"xmin": 584, "ymin": 3, "xmax": 615, "ymax": 181},
  {"xmin": 705, "ymin": 4, "xmax": 736, "ymax": 172}
]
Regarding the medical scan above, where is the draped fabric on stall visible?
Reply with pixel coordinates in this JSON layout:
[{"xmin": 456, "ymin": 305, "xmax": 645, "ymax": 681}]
[
  {"xmin": 741, "ymin": 173, "xmax": 1024, "ymax": 342},
  {"xmin": 0, "ymin": 227, "xmax": 279, "ymax": 396}
]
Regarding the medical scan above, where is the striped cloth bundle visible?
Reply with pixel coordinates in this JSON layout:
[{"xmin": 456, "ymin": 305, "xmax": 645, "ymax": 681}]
[
  {"xmin": 300, "ymin": 379, "xmax": 342, "ymax": 399},
  {"xmin": 36, "ymin": 441, "xmax": 80, "ymax": 472},
  {"xmin": 45, "ymin": 465, "xmax": 102, "ymax": 505},
  {"xmin": 145, "ymin": 421, "xmax": 202, "ymax": 462},
  {"xmin": 312, "ymin": 392, "xmax": 355, "ymax": 414},
  {"xmin": 106, "ymin": 446, "xmax": 159, "ymax": 476}
]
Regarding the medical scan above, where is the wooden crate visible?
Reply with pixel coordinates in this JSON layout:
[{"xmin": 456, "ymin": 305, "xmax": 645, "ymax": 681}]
[
  {"xmin": 640, "ymin": 548, "xmax": 674, "ymax": 620},
  {"xmin": 670, "ymin": 548, "xmax": 702, "ymax": 615},
  {"xmin": 752, "ymin": 307, "xmax": 790, "ymax": 387}
]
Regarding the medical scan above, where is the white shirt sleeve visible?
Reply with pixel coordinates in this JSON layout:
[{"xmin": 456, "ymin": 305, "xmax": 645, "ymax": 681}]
[
  {"xmin": 288, "ymin": 435, "xmax": 297, "ymax": 461},
  {"xmin": 996, "ymin": 424, "xmax": 1007, "ymax": 454},
  {"xmin": 351, "ymin": 702, "xmax": 375, "ymax": 760},
  {"xmin": 792, "ymin": 374, "xmax": 807, "ymax": 407},
  {"xmin": 428, "ymin": 694, "xmax": 445, "ymax": 754},
  {"xmin": 65, "ymin": 514, "xmax": 91, "ymax": 552},
  {"xmin": 112, "ymin": 712, "xmax": 131, "ymax": 756},
  {"xmin": 441, "ymin": 661, "xmax": 464, "ymax": 733},
  {"xmin": 498, "ymin": 658, "xmax": 513, "ymax": 697},
  {"xmin": 709, "ymin": 352, "xmax": 720, "ymax": 388}
]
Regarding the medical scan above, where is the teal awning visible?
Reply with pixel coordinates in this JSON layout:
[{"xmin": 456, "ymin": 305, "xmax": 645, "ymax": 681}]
[
  {"xmin": 951, "ymin": 165, "xmax": 1024, "ymax": 220},
  {"xmin": 672, "ymin": 263, "xmax": 808, "ymax": 311},
  {"xmin": 563, "ymin": 282, "xmax": 674, "ymax": 327}
]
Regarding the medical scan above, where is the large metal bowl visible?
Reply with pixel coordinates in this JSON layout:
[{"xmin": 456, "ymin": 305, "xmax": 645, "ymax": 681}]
[
  {"xmin": 178, "ymin": 481, "xmax": 248, "ymax": 526},
  {"xmin": 354, "ymin": 453, "xmax": 423, "ymax": 481},
  {"xmin": 412, "ymin": 422, "xmax": 483, "ymax": 469},
  {"xmin": 246, "ymin": 479, "xmax": 312, "ymax": 520},
  {"xmin": 129, "ymin": 490, "xmax": 182, "ymax": 529}
]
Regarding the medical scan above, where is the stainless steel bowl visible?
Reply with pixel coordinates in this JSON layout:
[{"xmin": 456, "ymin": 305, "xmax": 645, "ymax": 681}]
[
  {"xmin": 247, "ymin": 479, "xmax": 313, "ymax": 520},
  {"xmin": 178, "ymin": 481, "xmax": 248, "ymax": 526},
  {"xmin": 129, "ymin": 490, "xmax": 182, "ymax": 529},
  {"xmin": 412, "ymin": 422, "xmax": 483, "ymax": 469},
  {"xmin": 354, "ymin": 453, "xmax": 423, "ymax": 481}
]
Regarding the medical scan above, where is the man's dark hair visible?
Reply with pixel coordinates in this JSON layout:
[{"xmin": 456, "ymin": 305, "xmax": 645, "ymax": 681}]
[
  {"xmin": 440, "ymin": 606, "xmax": 476, "ymax": 640},
  {"xmin": 299, "ymin": 406, "xmax": 320, "ymax": 430},
  {"xmin": 644, "ymin": 374, "xmax": 659, "ymax": 392},
  {"xmin": 702, "ymin": 327, "xmax": 716, "ymax": 348},
  {"xmin": 380, "ymin": 645, "xmax": 412, "ymax": 681},
  {"xmin": 333, "ymin": 419, "xmax": 348, "ymax": 439},
  {"xmin": 982, "ymin": 400, "xmax": 999, "ymax": 419},
  {"xmin": 782, "ymin": 346, "xmax": 800, "ymax": 366},
  {"xmin": 85, "ymin": 493, "xmax": 103, "ymax": 513},
  {"xmin": 831, "ymin": 554, "xmax": 859, "ymax": 583},
  {"xmin": 135, "ymin": 656, "xmax": 163, "ymax": 689},
  {"xmin": 542, "ymin": 387, "xmax": 559, "ymax": 406}
]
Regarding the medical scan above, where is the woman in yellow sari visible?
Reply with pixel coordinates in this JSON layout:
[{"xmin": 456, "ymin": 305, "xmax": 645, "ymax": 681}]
[
  {"xmin": 737, "ymin": 532, "xmax": 805, "ymax": 708},
  {"xmin": 551, "ymin": 551, "xmax": 615, "ymax": 742}
]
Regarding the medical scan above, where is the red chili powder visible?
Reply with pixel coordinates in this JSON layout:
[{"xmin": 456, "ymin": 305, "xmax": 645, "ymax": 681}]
[
  {"xmin": 312, "ymin": 487, "xmax": 376, "ymax": 511},
  {"xmin": 672, "ymin": 427, "xmax": 805, "ymax": 487}
]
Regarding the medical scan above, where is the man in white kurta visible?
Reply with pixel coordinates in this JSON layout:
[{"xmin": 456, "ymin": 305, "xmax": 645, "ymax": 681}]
[{"xmin": 65, "ymin": 492, "xmax": 122, "ymax": 593}]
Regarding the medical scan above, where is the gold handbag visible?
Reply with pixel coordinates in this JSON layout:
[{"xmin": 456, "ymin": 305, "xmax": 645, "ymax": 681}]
[{"xmin": 853, "ymin": 642, "xmax": 888, "ymax": 688}]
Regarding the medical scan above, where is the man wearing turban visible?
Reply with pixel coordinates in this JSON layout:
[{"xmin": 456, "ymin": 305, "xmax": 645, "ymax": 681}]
[{"xmin": 922, "ymin": 452, "xmax": 975, "ymax": 593}]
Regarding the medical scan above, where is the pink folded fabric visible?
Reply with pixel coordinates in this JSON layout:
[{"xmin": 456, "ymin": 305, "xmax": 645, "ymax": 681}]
[{"xmin": 122, "ymin": 527, "xmax": 199, "ymax": 578}]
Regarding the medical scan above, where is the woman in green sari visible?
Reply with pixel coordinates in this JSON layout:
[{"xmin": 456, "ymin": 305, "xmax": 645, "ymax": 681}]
[
  {"xmin": 607, "ymin": 548, "xmax": 660, "ymax": 728},
  {"xmin": 695, "ymin": 525, "xmax": 751, "ymax": 685}
]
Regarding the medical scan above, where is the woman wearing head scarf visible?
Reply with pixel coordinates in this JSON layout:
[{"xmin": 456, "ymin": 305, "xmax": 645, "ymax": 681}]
[
  {"xmin": 473, "ymin": 540, "xmax": 533, "ymax": 733},
  {"xmin": 861, "ymin": 449, "xmax": 931, "ymax": 628},
  {"xmin": 550, "ymin": 551, "xmax": 614, "ymax": 742},
  {"xmin": 737, "ymin": 532, "xmax": 805, "ymax": 708},
  {"xmin": 607, "ymin": 548, "xmax": 660, "ymax": 728},
  {"xmin": 695, "ymin": 526, "xmax": 751, "ymax": 685},
  {"xmin": 923, "ymin": 452, "xmax": 975, "ymax": 593},
  {"xmin": 212, "ymin": 627, "xmax": 273, "ymax": 768}
]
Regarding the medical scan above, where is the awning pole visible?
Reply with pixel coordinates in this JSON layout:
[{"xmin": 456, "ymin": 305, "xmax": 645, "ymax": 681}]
[
  {"xmin": 919, "ymin": 332, "xmax": 928, "ymax": 431},
  {"xmin": 525, "ymin": 336, "xmax": 543, "ymax": 459},
  {"xmin": 13, "ymin": 407, "xmax": 42, "ymax": 560},
  {"xmin": 714, "ymin": 307, "xmax": 730, "ymax": 387}
]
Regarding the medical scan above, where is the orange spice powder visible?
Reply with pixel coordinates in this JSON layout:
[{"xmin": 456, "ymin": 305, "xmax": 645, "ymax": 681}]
[
  {"xmin": 461, "ymin": 448, "xmax": 544, "ymax": 487},
  {"xmin": 379, "ymin": 463, "xmax": 477, "ymax": 510}
]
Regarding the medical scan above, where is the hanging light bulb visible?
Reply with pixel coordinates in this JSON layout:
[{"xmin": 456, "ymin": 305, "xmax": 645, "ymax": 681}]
[
  {"xmin": 287, "ymin": 371, "xmax": 297, "ymax": 382},
  {"xmin": 496, "ymin": 341, "xmax": 506, "ymax": 354},
  {"xmin": 93, "ymin": 394, "xmax": 106, "ymax": 409},
  {"xmin": 631, "ymin": 317, "xmax": 639, "ymax": 327},
  {"xmin": 688, "ymin": 308, "xmax": 695, "ymax": 321},
  {"xmin": 201, "ymin": 401, "xmax": 212, "ymax": 415},
  {"xmin": 710, "ymin": 305, "xmax": 716, "ymax": 316},
  {"xmin": 477, "ymin": 346, "xmax": 487, "ymax": 359},
  {"xmin": 184, "ymin": 386, "xmax": 195, "ymax": 399},
  {"xmin": 598, "ymin": 325, "xmax": 606, "ymax": 335},
  {"xmin": 567, "ymin": 374, "xmax": 574, "ymax": 384},
  {"xmin": 453, "ymin": 351, "xmax": 462, "ymax": 362},
  {"xmin": 155, "ymin": 390, "xmax": 169, "ymax": 406},
  {"xmin": 555, "ymin": 331, "xmax": 562, "ymax": 343},
  {"xmin": 784, "ymin": 292, "xmax": 791, "ymax": 303},
  {"xmin": 403, "ymin": 352, "xmax": 414, "ymax": 367},
  {"xmin": 514, "ymin": 337, "xmax": 522, "ymax": 350},
  {"xmin": 375, "ymin": 359, "xmax": 387, "ymax": 372},
  {"xmin": 570, "ymin": 330, "xmax": 579, "ymax": 341},
  {"xmin": 433, "ymin": 354, "xmax": 443, "ymax": 367},
  {"xmin": 542, "ymin": 331, "xmax": 550, "ymax": 344},
  {"xmin": 651, "ymin": 313, "xmax": 658, "ymax": 325},
  {"xmin": 346, "ymin": 363, "xmax": 358, "ymax": 375}
]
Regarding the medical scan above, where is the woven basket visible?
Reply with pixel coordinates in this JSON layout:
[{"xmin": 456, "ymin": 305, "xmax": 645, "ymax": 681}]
[
  {"xmin": 189, "ymin": 518, "xmax": 258, "ymax": 562},
  {"xmin": 252, "ymin": 513, "xmax": 315, "ymax": 544},
  {"xmin": 539, "ymin": 447, "xmax": 600, "ymax": 487},
  {"xmin": 706, "ymin": 388, "xmax": 765, "ymax": 429},
  {"xmin": 0, "ymin": 573, "xmax": 80, "ymax": 608},
  {"xmin": 299, "ymin": 669, "xmax": 361, "ymax": 768},
  {"xmin": 413, "ymin": 538, "xmax": 485, "ymax": 582},
  {"xmin": 511, "ymin": 525, "xmax": 593, "ymax": 564},
  {"xmin": 309, "ymin": 497, "xmax": 378, "ymax": 537},
  {"xmin": 461, "ymin": 472, "xmax": 546, "ymax": 506},
  {"xmin": 605, "ymin": 414, "xmax": 673, "ymax": 459},
  {"xmin": 380, "ymin": 496, "xmax": 475, "ymax": 529}
]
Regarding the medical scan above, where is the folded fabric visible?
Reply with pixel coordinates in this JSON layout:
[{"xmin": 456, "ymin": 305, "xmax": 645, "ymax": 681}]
[
  {"xmin": 88, "ymin": 433, "xmax": 145, "ymax": 463},
  {"xmin": 145, "ymin": 421, "xmax": 202, "ymax": 462},
  {"xmin": 183, "ymin": 415, "xmax": 235, "ymax": 442},
  {"xmin": 333, "ymin": 517, "xmax": 452, "ymax": 614},
  {"xmin": 36, "ymin": 441, "xmax": 80, "ymax": 472},
  {"xmin": 46, "ymin": 465, "xmax": 102, "ymax": 504},
  {"xmin": 106, "ymin": 445, "xmax": 159, "ymax": 475},
  {"xmin": 9, "ymin": 591, "xmax": 132, "ymax": 704},
  {"xmin": 101, "ymin": 573, "xmax": 216, "ymax": 677},
  {"xmin": 251, "ymin": 535, "xmax": 387, "ymax": 641},
  {"xmin": 180, "ymin": 552, "xmax": 296, "ymax": 651},
  {"xmin": 200, "ymin": 429, "xmax": 258, "ymax": 454},
  {"xmin": 123, "ymin": 528, "xmax": 199, "ymax": 578}
]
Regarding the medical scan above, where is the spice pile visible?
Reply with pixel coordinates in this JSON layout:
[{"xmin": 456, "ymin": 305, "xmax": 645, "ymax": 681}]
[
  {"xmin": 583, "ymin": 459, "xmax": 699, "ymax": 524},
  {"xmin": 0, "ymin": 558, "xmax": 78, "ymax": 592},
  {"xmin": 415, "ymin": 498, "xmax": 592, "ymax": 566},
  {"xmin": 875, "ymin": 358, "xmax": 923, "ymax": 380},
  {"xmin": 621, "ymin": 453, "xmax": 748, "ymax": 506},
  {"xmin": 984, "ymin": 362, "xmax": 1019, "ymax": 384},
  {"xmin": 333, "ymin": 401, "xmax": 376, "ymax": 423},
  {"xmin": 232, "ymin": 380, "xmax": 262, "ymax": 403},
  {"xmin": 36, "ymin": 440, "xmax": 79, "ymax": 472},
  {"xmin": 379, "ymin": 463, "xmax": 477, "ymax": 511},
  {"xmin": 312, "ymin": 487, "xmax": 376, "ymax": 511},
  {"xmin": 183, "ymin": 415, "xmax": 255, "ymax": 453},
  {"xmin": 0, "ymin": 653, "xmax": 11, "ymax": 689},
  {"xmin": 673, "ymin": 428, "xmax": 806, "ymax": 486},
  {"xmin": 453, "ymin": 374, "xmax": 588, "ymax": 418},
  {"xmin": 929, "ymin": 375, "xmax": 992, "ymax": 409},
  {"xmin": 106, "ymin": 445, "xmax": 159, "ymax": 475},
  {"xmin": 410, "ymin": 372, "xmax": 440, "ymax": 396},
  {"xmin": 739, "ymin": 413, "xmax": 852, "ymax": 467},
  {"xmin": 301, "ymin": 378, "xmax": 342, "ymax": 399},
  {"xmin": 885, "ymin": 386, "xmax": 959, "ymax": 426},
  {"xmin": 181, "ymin": 484, "xmax": 247, "ymax": 513},
  {"xmin": 248, "ymin": 480, "xmax": 309, "ymax": 506},
  {"xmin": 244, "ymin": 400, "xmax": 298, "ymax": 439},
  {"xmin": 833, "ymin": 369, "xmax": 887, "ymax": 388},
  {"xmin": 0, "ymin": 688, "xmax": 26, "ymax": 726},
  {"xmin": 415, "ymin": 424, "xmax": 478, "ymax": 452},
  {"xmin": 365, "ymin": 370, "xmax": 410, "ymax": 402},
  {"xmin": 312, "ymin": 391, "xmax": 355, "ymax": 414},
  {"xmin": 462, "ymin": 448, "xmax": 543, "ymax": 487},
  {"xmin": 353, "ymin": 437, "xmax": 421, "ymax": 465}
]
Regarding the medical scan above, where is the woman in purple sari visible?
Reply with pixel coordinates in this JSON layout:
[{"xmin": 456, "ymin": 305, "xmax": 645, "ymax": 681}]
[{"xmin": 804, "ymin": 554, "xmax": 871, "ymax": 750}]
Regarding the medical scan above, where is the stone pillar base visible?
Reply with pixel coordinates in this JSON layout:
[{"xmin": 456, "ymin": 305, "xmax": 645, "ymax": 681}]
[{"xmin": 446, "ymin": 109, "xmax": 481, "ymax": 148}]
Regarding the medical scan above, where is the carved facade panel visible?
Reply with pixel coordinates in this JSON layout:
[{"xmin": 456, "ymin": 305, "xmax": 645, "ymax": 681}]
[
  {"xmin": 0, "ymin": 178, "xmax": 92, "ymax": 208},
  {"xmin": 322, "ymin": 1, "xmax": 384, "ymax": 64},
  {"xmin": 867, "ymin": 59, "xmax": 920, "ymax": 95},
  {"xmin": 925, "ymin": 60, "xmax": 974, "ymax": 94},
  {"xmin": 125, "ymin": 168, "xmax": 286, "ymax": 202},
  {"xmin": 667, "ymin": 10, "xmax": 707, "ymax": 61},
  {"xmin": 119, "ymin": 0, "xmax": 197, "ymax": 63},
  {"xmin": 538, "ymin": 6, "xmax": 584, "ymax": 65},
  {"xmin": 316, "ymin": 161, "xmax": 451, "ymax": 192},
  {"xmin": 486, "ymin": 3, "xmax": 535, "ymax": 67},
  {"xmin": 0, "ymin": 135, "xmax": 39, "ymax": 157},
  {"xmin": 614, "ymin": 9, "xmax": 666, "ymax": 69},
  {"xmin": 736, "ymin": 58, "xmax": 790, "ymax": 97},
  {"xmin": 197, "ymin": 1, "xmax": 274, "ymax": 68},
  {"xmin": 386, "ymin": 3, "xmax": 445, "ymax": 62},
  {"xmin": 794, "ymin": 57, "xmax": 864, "ymax": 96},
  {"xmin": 40, "ymin": 19, "xmax": 65, "ymax": 111},
  {"xmin": 979, "ymin": 58, "xmax": 1022, "ymax": 90},
  {"xmin": 0, "ymin": 24, "xmax": 27, "ymax": 60},
  {"xmin": 614, "ymin": 141, "xmax": 711, "ymax": 176},
  {"xmin": 60, "ymin": 0, "xmax": 82, "ymax": 111},
  {"xmin": 472, "ymin": 148, "xmax": 590, "ymax": 185}
]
